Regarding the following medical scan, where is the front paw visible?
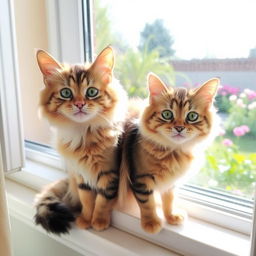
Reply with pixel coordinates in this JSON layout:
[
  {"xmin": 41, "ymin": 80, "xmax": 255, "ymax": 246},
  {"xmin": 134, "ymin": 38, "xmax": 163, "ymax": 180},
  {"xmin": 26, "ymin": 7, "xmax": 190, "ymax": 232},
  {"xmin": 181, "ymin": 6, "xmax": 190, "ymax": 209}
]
[
  {"xmin": 75, "ymin": 215, "xmax": 91, "ymax": 229},
  {"xmin": 166, "ymin": 213, "xmax": 185, "ymax": 225},
  {"xmin": 141, "ymin": 217, "xmax": 162, "ymax": 234},
  {"xmin": 91, "ymin": 216, "xmax": 110, "ymax": 231}
]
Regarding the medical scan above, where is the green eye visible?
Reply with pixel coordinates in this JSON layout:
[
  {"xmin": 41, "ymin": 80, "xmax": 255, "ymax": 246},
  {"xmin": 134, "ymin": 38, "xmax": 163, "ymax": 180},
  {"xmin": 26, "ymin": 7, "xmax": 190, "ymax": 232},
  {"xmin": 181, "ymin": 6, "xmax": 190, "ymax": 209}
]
[
  {"xmin": 60, "ymin": 88, "xmax": 73, "ymax": 99},
  {"xmin": 187, "ymin": 111, "xmax": 199, "ymax": 122},
  {"xmin": 86, "ymin": 87, "xmax": 99, "ymax": 98},
  {"xmin": 161, "ymin": 110, "xmax": 173, "ymax": 120}
]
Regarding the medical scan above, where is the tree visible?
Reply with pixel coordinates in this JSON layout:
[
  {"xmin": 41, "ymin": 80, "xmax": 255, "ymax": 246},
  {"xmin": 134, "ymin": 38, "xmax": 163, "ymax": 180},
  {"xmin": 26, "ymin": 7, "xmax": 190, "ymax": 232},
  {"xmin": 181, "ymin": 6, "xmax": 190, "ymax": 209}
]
[
  {"xmin": 115, "ymin": 44, "xmax": 176, "ymax": 97},
  {"xmin": 139, "ymin": 19, "xmax": 175, "ymax": 58}
]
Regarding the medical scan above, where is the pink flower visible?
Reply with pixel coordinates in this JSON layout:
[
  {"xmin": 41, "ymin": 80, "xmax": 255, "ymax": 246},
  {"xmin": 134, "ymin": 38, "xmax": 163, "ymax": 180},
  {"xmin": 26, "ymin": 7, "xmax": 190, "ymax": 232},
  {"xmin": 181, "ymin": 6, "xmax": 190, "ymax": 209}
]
[
  {"xmin": 233, "ymin": 125, "xmax": 250, "ymax": 136},
  {"xmin": 233, "ymin": 127, "xmax": 246, "ymax": 136},
  {"xmin": 222, "ymin": 138, "xmax": 233, "ymax": 146},
  {"xmin": 240, "ymin": 125, "xmax": 250, "ymax": 133},
  {"xmin": 244, "ymin": 89, "xmax": 256, "ymax": 100},
  {"xmin": 218, "ymin": 85, "xmax": 240, "ymax": 96},
  {"xmin": 248, "ymin": 91, "xmax": 256, "ymax": 101}
]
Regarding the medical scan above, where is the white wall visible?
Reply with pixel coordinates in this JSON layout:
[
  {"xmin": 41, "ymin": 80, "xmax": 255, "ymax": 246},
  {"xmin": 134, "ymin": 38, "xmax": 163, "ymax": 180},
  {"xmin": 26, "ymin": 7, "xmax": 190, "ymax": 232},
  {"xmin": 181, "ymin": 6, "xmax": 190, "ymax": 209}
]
[{"xmin": 13, "ymin": 0, "xmax": 51, "ymax": 145}]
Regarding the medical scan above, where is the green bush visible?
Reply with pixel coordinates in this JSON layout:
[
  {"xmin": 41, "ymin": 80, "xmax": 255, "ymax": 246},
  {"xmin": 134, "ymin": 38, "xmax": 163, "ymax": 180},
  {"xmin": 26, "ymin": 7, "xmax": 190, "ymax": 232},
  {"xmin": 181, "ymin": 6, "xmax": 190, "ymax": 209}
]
[
  {"xmin": 215, "ymin": 94, "xmax": 232, "ymax": 113},
  {"xmin": 194, "ymin": 140, "xmax": 256, "ymax": 198}
]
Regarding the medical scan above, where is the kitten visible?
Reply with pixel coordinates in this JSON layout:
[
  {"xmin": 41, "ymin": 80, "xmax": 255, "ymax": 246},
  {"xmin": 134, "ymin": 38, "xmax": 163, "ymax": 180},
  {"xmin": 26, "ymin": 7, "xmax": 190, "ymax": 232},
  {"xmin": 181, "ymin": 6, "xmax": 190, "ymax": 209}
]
[
  {"xmin": 34, "ymin": 46, "xmax": 127, "ymax": 234},
  {"xmin": 120, "ymin": 73, "xmax": 219, "ymax": 234}
]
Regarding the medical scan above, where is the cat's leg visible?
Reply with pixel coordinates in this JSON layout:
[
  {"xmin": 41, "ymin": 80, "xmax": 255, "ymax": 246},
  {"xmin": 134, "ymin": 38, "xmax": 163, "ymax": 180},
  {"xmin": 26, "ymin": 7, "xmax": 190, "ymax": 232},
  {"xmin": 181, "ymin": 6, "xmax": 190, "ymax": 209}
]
[
  {"xmin": 161, "ymin": 188, "xmax": 184, "ymax": 225},
  {"xmin": 91, "ymin": 170, "xmax": 119, "ymax": 231},
  {"xmin": 132, "ymin": 174, "xmax": 162, "ymax": 234},
  {"xmin": 75, "ymin": 176, "xmax": 96, "ymax": 229}
]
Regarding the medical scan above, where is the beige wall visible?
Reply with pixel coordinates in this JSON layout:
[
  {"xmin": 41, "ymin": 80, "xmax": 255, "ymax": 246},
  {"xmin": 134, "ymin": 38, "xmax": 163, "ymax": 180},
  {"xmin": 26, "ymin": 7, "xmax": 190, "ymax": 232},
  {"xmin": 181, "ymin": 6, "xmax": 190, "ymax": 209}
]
[
  {"xmin": 14, "ymin": 0, "xmax": 51, "ymax": 145},
  {"xmin": 0, "ymin": 153, "xmax": 12, "ymax": 256}
]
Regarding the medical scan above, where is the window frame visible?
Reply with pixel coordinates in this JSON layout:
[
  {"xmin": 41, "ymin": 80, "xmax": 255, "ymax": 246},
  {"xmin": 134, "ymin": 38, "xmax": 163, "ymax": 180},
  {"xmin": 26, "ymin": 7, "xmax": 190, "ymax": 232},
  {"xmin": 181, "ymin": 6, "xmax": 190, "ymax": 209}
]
[
  {"xmin": 1, "ymin": 0, "xmax": 255, "ymax": 255},
  {"xmin": 251, "ymin": 195, "xmax": 256, "ymax": 256},
  {"xmin": 33, "ymin": 0, "xmax": 255, "ymax": 235},
  {"xmin": 0, "ymin": 0, "xmax": 24, "ymax": 173}
]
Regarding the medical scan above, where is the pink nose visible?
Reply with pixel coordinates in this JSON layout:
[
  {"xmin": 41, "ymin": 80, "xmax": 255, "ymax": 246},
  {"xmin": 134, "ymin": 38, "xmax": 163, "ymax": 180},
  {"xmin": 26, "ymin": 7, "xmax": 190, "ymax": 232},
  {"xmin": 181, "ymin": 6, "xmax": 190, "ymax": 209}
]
[
  {"xmin": 74, "ymin": 101, "xmax": 85, "ymax": 109},
  {"xmin": 174, "ymin": 126, "xmax": 185, "ymax": 133}
]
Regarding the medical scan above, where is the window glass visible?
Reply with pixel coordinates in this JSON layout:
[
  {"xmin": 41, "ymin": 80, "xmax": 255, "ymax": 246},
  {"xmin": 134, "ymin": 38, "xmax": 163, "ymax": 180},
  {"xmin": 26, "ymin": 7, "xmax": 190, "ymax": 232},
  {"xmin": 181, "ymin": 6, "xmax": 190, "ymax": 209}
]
[{"xmin": 94, "ymin": 0, "xmax": 256, "ymax": 200}]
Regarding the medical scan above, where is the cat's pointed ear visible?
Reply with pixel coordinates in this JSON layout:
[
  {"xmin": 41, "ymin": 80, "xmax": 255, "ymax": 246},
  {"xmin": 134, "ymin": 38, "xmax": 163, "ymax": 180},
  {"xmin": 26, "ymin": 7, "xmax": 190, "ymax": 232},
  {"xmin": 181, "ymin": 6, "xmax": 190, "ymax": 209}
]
[
  {"xmin": 36, "ymin": 49, "xmax": 62, "ymax": 77},
  {"xmin": 90, "ymin": 46, "xmax": 114, "ymax": 85},
  {"xmin": 147, "ymin": 73, "xmax": 169, "ymax": 102},
  {"xmin": 192, "ymin": 78, "xmax": 220, "ymax": 108}
]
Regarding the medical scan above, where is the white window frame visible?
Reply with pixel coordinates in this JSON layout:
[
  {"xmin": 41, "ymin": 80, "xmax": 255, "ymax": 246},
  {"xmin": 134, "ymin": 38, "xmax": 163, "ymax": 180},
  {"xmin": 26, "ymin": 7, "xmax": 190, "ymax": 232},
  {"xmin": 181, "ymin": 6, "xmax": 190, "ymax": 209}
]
[
  {"xmin": 251, "ymin": 194, "xmax": 256, "ymax": 256},
  {"xmin": 0, "ymin": 0, "xmax": 24, "ymax": 173},
  {"xmin": 1, "ymin": 0, "xmax": 255, "ymax": 255}
]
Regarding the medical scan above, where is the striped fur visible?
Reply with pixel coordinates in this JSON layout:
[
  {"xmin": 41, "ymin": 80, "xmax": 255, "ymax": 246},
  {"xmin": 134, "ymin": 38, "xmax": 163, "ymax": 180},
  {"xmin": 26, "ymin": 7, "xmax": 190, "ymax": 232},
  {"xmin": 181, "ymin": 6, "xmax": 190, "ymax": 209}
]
[
  {"xmin": 119, "ymin": 73, "xmax": 219, "ymax": 234},
  {"xmin": 35, "ymin": 46, "xmax": 127, "ymax": 234}
]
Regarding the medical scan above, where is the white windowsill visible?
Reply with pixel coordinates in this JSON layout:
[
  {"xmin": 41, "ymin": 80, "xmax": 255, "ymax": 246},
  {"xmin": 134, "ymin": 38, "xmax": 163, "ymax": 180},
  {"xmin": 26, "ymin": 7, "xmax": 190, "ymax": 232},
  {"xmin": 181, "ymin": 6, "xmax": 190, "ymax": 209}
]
[
  {"xmin": 6, "ymin": 179, "xmax": 178, "ymax": 256},
  {"xmin": 6, "ymin": 159, "xmax": 251, "ymax": 256}
]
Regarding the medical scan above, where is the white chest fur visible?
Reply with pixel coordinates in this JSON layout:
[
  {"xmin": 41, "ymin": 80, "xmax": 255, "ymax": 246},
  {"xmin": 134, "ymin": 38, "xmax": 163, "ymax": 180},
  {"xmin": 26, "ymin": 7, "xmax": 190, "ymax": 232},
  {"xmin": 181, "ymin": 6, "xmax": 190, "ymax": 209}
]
[{"xmin": 56, "ymin": 126, "xmax": 97, "ymax": 186}]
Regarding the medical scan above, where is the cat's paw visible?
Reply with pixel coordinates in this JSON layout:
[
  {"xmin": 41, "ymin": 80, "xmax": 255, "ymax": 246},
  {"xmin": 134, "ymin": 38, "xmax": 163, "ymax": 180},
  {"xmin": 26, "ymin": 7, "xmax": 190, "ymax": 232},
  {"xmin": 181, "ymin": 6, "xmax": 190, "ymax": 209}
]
[
  {"xmin": 75, "ymin": 215, "xmax": 91, "ymax": 229},
  {"xmin": 91, "ymin": 217, "xmax": 110, "ymax": 231},
  {"xmin": 141, "ymin": 217, "xmax": 162, "ymax": 234},
  {"xmin": 166, "ymin": 213, "xmax": 185, "ymax": 225}
]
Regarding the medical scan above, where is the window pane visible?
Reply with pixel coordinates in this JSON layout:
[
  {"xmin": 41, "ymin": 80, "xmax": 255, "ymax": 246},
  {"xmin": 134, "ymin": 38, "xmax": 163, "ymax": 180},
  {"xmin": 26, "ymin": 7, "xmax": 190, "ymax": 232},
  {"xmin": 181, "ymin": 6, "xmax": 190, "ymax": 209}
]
[{"xmin": 94, "ymin": 0, "xmax": 256, "ymax": 200}]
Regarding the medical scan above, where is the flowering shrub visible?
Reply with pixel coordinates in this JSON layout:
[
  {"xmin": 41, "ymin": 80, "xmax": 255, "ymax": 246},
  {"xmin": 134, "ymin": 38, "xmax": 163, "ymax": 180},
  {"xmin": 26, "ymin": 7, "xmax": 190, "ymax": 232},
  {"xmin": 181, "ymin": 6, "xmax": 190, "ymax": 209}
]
[
  {"xmin": 215, "ymin": 85, "xmax": 240, "ymax": 112},
  {"xmin": 222, "ymin": 138, "xmax": 233, "ymax": 146},
  {"xmin": 224, "ymin": 88, "xmax": 256, "ymax": 136},
  {"xmin": 218, "ymin": 84, "xmax": 240, "ymax": 96},
  {"xmin": 233, "ymin": 125, "xmax": 250, "ymax": 137},
  {"xmin": 192, "ymin": 86, "xmax": 256, "ymax": 198},
  {"xmin": 195, "ymin": 136, "xmax": 256, "ymax": 198}
]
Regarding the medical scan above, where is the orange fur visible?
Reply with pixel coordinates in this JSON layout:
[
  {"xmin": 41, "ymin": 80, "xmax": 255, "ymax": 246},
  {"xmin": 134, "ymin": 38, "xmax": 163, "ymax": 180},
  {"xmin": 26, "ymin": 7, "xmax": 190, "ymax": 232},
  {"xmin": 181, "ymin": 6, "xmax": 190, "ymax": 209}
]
[
  {"xmin": 119, "ymin": 73, "xmax": 219, "ymax": 233},
  {"xmin": 35, "ymin": 46, "xmax": 127, "ymax": 233}
]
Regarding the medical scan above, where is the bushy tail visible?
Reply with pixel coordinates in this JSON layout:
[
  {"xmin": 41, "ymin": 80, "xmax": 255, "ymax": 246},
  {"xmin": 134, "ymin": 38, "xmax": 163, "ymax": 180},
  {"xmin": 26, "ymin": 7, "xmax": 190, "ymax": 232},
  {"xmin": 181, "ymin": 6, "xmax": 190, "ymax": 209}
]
[
  {"xmin": 34, "ymin": 177, "xmax": 80, "ymax": 235},
  {"xmin": 117, "ymin": 120, "xmax": 138, "ymax": 208}
]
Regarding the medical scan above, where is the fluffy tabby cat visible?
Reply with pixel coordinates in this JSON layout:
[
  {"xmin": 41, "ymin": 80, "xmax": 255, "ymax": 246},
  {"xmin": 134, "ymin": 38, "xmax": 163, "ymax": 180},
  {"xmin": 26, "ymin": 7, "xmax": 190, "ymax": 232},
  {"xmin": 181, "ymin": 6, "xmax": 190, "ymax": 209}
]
[
  {"xmin": 120, "ymin": 73, "xmax": 219, "ymax": 234},
  {"xmin": 34, "ymin": 46, "xmax": 127, "ymax": 234}
]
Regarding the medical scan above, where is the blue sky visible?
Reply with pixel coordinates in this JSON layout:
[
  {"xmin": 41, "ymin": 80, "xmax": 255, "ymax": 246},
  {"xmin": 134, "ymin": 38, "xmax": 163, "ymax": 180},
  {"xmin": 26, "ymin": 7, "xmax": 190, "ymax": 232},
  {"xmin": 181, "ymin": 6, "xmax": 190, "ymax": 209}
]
[{"xmin": 103, "ymin": 0, "xmax": 256, "ymax": 59}]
